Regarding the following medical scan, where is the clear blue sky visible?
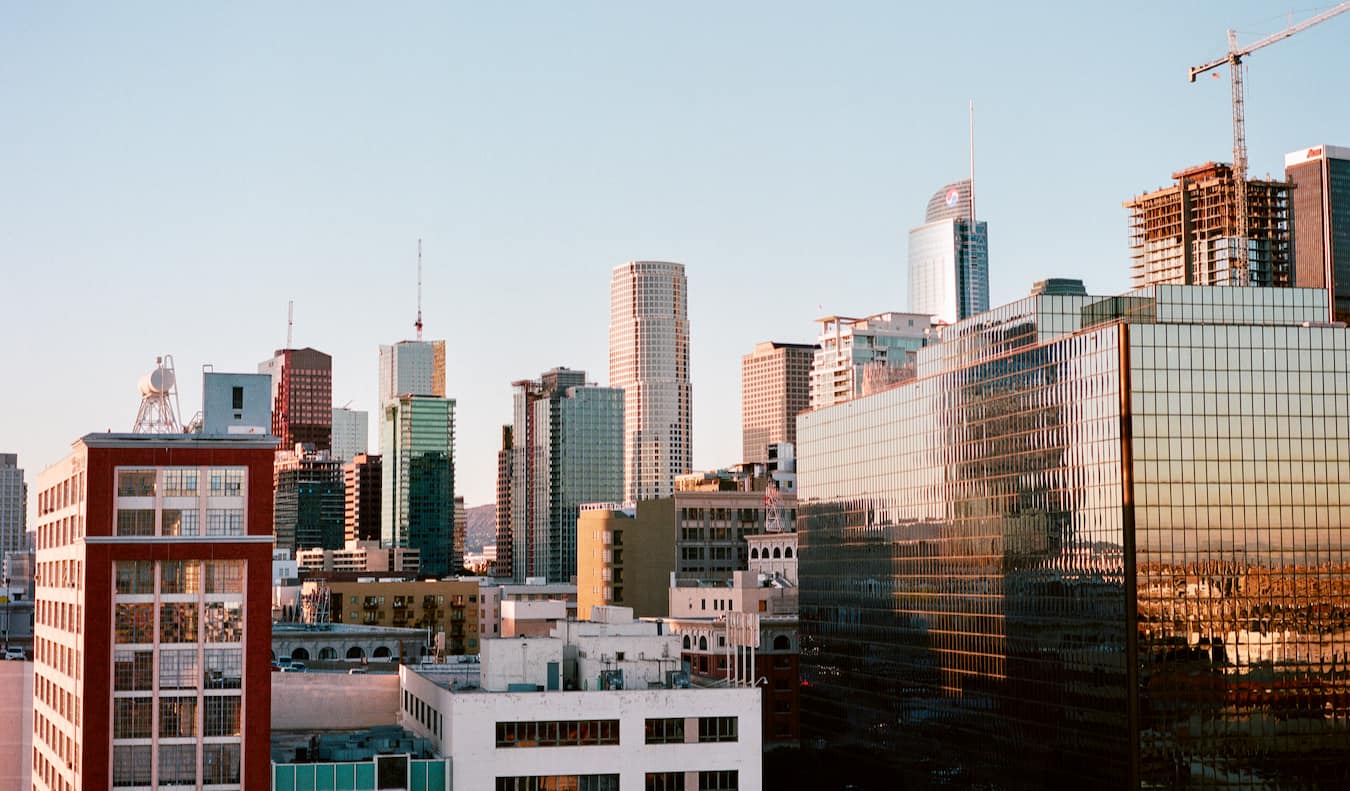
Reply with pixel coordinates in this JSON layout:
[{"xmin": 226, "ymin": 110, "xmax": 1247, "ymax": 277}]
[{"xmin": 3, "ymin": 2, "xmax": 1349, "ymax": 510}]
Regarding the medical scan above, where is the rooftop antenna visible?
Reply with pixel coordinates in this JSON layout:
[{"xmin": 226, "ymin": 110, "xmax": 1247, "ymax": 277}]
[
  {"xmin": 968, "ymin": 100, "xmax": 976, "ymax": 223},
  {"xmin": 415, "ymin": 239, "xmax": 424, "ymax": 341},
  {"xmin": 286, "ymin": 300, "xmax": 294, "ymax": 349}
]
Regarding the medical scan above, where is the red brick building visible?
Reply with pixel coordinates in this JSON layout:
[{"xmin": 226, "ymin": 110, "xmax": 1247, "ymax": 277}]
[{"xmin": 32, "ymin": 433, "xmax": 276, "ymax": 790}]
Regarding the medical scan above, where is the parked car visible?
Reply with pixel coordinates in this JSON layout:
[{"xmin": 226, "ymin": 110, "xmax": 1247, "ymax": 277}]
[
  {"xmin": 280, "ymin": 662, "xmax": 306, "ymax": 672},
  {"xmin": 3, "ymin": 647, "xmax": 26, "ymax": 660}
]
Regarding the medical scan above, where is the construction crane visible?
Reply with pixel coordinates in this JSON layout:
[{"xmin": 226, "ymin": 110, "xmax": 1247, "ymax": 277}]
[{"xmin": 1188, "ymin": 2, "xmax": 1350, "ymax": 283}]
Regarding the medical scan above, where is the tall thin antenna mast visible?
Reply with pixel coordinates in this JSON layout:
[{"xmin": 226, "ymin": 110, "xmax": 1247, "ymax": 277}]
[
  {"xmin": 287, "ymin": 300, "xmax": 294, "ymax": 349},
  {"xmin": 968, "ymin": 100, "xmax": 976, "ymax": 223},
  {"xmin": 415, "ymin": 238, "xmax": 424, "ymax": 341}
]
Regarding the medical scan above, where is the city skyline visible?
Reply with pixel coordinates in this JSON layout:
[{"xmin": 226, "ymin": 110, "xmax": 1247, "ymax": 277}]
[{"xmin": 4, "ymin": 3, "xmax": 1350, "ymax": 511}]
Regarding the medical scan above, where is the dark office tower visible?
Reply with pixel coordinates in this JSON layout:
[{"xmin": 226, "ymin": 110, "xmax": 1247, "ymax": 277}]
[
  {"xmin": 272, "ymin": 446, "xmax": 344, "ymax": 553},
  {"xmin": 798, "ymin": 283, "xmax": 1350, "ymax": 789},
  {"xmin": 495, "ymin": 426, "xmax": 513, "ymax": 579},
  {"xmin": 259, "ymin": 347, "xmax": 333, "ymax": 451},
  {"xmin": 1124, "ymin": 162, "xmax": 1293, "ymax": 288},
  {"xmin": 344, "ymin": 453, "xmax": 382, "ymax": 544},
  {"xmin": 1286, "ymin": 145, "xmax": 1350, "ymax": 321}
]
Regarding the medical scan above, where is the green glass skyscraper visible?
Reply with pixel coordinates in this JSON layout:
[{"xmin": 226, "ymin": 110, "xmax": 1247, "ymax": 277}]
[{"xmin": 381, "ymin": 395, "xmax": 456, "ymax": 577}]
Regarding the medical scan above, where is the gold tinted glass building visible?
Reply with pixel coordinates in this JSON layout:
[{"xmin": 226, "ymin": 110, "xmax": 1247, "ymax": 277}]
[{"xmin": 800, "ymin": 285, "xmax": 1350, "ymax": 789}]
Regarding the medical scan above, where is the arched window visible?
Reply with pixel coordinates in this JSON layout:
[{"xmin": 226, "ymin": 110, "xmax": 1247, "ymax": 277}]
[
  {"xmin": 683, "ymin": 635, "xmax": 691, "ymax": 650},
  {"xmin": 773, "ymin": 635, "xmax": 790, "ymax": 651},
  {"xmin": 750, "ymin": 547, "xmax": 759, "ymax": 559},
  {"xmin": 346, "ymin": 646, "xmax": 365, "ymax": 660},
  {"xmin": 319, "ymin": 647, "xmax": 337, "ymax": 660},
  {"xmin": 699, "ymin": 636, "xmax": 708, "ymax": 651},
  {"xmin": 773, "ymin": 547, "xmax": 782, "ymax": 559},
  {"xmin": 291, "ymin": 647, "xmax": 310, "ymax": 662},
  {"xmin": 372, "ymin": 645, "xmax": 391, "ymax": 659},
  {"xmin": 784, "ymin": 546, "xmax": 794, "ymax": 558}
]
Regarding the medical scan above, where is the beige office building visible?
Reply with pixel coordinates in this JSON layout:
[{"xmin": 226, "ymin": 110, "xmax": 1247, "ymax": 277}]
[
  {"xmin": 609, "ymin": 261, "xmax": 692, "ymax": 501},
  {"xmin": 741, "ymin": 341, "xmax": 816, "ymax": 464}
]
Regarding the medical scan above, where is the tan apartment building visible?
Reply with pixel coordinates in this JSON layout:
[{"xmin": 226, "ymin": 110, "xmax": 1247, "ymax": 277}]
[
  {"xmin": 578, "ymin": 486, "xmax": 795, "ymax": 620},
  {"xmin": 328, "ymin": 578, "xmax": 480, "ymax": 655}
]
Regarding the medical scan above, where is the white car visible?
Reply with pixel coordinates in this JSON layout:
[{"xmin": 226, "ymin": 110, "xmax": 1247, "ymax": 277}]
[{"xmin": 3, "ymin": 648, "xmax": 25, "ymax": 661}]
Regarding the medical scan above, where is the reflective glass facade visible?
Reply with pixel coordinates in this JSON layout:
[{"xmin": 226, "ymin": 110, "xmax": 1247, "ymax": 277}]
[
  {"xmin": 382, "ymin": 396, "xmax": 456, "ymax": 577},
  {"xmin": 798, "ymin": 285, "xmax": 1350, "ymax": 789}
]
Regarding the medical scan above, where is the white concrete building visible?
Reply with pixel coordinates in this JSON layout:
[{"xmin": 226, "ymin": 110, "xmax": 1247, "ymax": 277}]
[
  {"xmin": 809, "ymin": 312, "xmax": 933, "ymax": 409},
  {"xmin": 609, "ymin": 261, "xmax": 693, "ymax": 501},
  {"xmin": 295, "ymin": 540, "xmax": 420, "ymax": 574},
  {"xmin": 330, "ymin": 406, "xmax": 369, "ymax": 463},
  {"xmin": 400, "ymin": 606, "xmax": 760, "ymax": 791},
  {"xmin": 475, "ymin": 578, "xmax": 577, "ymax": 639}
]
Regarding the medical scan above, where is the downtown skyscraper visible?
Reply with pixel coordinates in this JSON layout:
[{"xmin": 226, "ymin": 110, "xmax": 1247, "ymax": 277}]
[
  {"xmin": 908, "ymin": 179, "xmax": 989, "ymax": 324},
  {"xmin": 507, "ymin": 368, "xmax": 623, "ymax": 583},
  {"xmin": 609, "ymin": 261, "xmax": 692, "ymax": 501},
  {"xmin": 0, "ymin": 453, "xmax": 26, "ymax": 558},
  {"xmin": 380, "ymin": 322, "xmax": 456, "ymax": 576},
  {"xmin": 1286, "ymin": 144, "xmax": 1350, "ymax": 321},
  {"xmin": 258, "ymin": 347, "xmax": 333, "ymax": 452}
]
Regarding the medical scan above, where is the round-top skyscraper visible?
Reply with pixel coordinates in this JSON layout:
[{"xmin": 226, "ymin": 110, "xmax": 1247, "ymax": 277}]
[{"xmin": 609, "ymin": 261, "xmax": 692, "ymax": 501}]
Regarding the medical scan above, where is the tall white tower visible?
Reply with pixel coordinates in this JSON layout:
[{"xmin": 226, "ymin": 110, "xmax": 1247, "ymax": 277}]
[{"xmin": 609, "ymin": 261, "xmax": 692, "ymax": 501}]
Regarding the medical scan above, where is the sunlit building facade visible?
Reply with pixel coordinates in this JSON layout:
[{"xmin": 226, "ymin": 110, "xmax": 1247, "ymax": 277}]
[
  {"xmin": 798, "ymin": 284, "xmax": 1350, "ymax": 789},
  {"xmin": 609, "ymin": 261, "xmax": 692, "ymax": 501}
]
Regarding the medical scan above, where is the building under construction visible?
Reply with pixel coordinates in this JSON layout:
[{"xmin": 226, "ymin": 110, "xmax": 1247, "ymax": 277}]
[{"xmin": 1125, "ymin": 162, "xmax": 1293, "ymax": 288}]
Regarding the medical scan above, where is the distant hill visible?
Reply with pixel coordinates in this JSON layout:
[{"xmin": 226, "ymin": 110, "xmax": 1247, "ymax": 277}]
[{"xmin": 465, "ymin": 504, "xmax": 495, "ymax": 552}]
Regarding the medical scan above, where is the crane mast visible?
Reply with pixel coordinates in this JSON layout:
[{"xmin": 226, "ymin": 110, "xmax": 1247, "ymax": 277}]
[{"xmin": 1189, "ymin": 2, "xmax": 1350, "ymax": 284}]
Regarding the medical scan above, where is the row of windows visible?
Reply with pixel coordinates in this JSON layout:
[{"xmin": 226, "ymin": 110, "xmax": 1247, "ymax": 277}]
[
  {"xmin": 495, "ymin": 719, "xmax": 619, "ymax": 748},
  {"xmin": 495, "ymin": 775, "xmax": 617, "ymax": 791},
  {"xmin": 116, "ymin": 467, "xmax": 244, "ymax": 498},
  {"xmin": 116, "ymin": 647, "xmax": 243, "ymax": 691},
  {"xmin": 404, "ymin": 689, "xmax": 441, "ymax": 738},
  {"xmin": 115, "ymin": 508, "xmax": 243, "ymax": 537},
  {"xmin": 112, "ymin": 694, "xmax": 241, "ymax": 738},
  {"xmin": 114, "ymin": 601, "xmax": 243, "ymax": 645},
  {"xmin": 111, "ymin": 742, "xmax": 240, "ymax": 787},
  {"xmin": 645, "ymin": 771, "xmax": 739, "ymax": 791},
  {"xmin": 115, "ymin": 560, "xmax": 244, "ymax": 595}
]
